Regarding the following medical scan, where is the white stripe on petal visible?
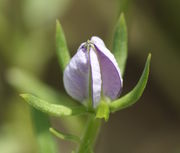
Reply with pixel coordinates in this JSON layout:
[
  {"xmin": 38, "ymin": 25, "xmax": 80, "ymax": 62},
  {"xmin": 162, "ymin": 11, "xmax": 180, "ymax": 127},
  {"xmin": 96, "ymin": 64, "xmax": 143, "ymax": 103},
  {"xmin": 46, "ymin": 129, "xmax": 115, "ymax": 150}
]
[{"xmin": 89, "ymin": 47, "xmax": 102, "ymax": 107}]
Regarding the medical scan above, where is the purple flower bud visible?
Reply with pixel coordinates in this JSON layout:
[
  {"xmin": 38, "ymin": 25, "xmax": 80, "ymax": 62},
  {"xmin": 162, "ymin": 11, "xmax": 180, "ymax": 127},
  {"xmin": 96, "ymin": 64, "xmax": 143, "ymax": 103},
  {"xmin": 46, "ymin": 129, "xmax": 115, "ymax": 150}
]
[{"xmin": 63, "ymin": 36, "xmax": 123, "ymax": 108}]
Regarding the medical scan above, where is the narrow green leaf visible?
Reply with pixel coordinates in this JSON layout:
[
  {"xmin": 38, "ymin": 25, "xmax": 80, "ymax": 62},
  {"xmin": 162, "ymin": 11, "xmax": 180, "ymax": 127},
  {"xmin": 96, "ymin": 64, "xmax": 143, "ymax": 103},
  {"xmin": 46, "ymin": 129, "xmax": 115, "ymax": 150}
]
[
  {"xmin": 6, "ymin": 68, "xmax": 85, "ymax": 137},
  {"xmin": 7, "ymin": 70, "xmax": 59, "ymax": 153},
  {"xmin": 6, "ymin": 68, "xmax": 77, "ymax": 106},
  {"xmin": 49, "ymin": 127, "xmax": 81, "ymax": 143},
  {"xmin": 56, "ymin": 20, "xmax": 70, "ymax": 71},
  {"xmin": 20, "ymin": 94, "xmax": 88, "ymax": 117},
  {"xmin": 7, "ymin": 68, "xmax": 85, "ymax": 153},
  {"xmin": 110, "ymin": 53, "xmax": 151, "ymax": 113},
  {"xmin": 112, "ymin": 13, "xmax": 128, "ymax": 76}
]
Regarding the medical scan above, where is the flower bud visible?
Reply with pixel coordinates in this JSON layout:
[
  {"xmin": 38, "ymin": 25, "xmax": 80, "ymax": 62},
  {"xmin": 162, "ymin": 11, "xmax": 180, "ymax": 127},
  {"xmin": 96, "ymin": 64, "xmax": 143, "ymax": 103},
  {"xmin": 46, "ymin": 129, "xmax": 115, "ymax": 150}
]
[{"xmin": 63, "ymin": 36, "xmax": 123, "ymax": 108}]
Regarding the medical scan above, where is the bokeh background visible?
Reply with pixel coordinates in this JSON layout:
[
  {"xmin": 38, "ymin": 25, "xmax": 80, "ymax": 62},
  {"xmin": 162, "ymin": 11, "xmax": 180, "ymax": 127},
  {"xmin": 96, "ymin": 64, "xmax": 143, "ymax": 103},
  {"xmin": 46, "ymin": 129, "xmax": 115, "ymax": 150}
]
[{"xmin": 0, "ymin": 0, "xmax": 180, "ymax": 153}]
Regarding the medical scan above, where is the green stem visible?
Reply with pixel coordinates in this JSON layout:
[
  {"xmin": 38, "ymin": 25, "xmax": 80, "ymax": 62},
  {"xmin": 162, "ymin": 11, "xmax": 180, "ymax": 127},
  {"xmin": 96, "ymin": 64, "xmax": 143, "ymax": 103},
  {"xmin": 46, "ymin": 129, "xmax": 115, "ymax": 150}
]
[{"xmin": 76, "ymin": 115, "xmax": 101, "ymax": 153}]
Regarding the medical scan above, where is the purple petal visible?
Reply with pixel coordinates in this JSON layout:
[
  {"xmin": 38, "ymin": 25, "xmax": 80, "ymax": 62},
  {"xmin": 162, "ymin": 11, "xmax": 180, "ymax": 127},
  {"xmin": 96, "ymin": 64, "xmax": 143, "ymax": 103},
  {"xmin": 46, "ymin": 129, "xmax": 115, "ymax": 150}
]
[
  {"xmin": 91, "ymin": 36, "xmax": 123, "ymax": 100},
  {"xmin": 63, "ymin": 43, "xmax": 90, "ymax": 104},
  {"xmin": 91, "ymin": 36, "xmax": 105, "ymax": 46},
  {"xmin": 89, "ymin": 47, "xmax": 102, "ymax": 107}
]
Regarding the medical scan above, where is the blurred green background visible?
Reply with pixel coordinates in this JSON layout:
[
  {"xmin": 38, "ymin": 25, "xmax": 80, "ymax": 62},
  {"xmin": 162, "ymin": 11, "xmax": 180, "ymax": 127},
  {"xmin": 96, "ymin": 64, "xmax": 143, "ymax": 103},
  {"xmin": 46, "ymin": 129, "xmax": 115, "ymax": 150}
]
[{"xmin": 0, "ymin": 0, "xmax": 180, "ymax": 153}]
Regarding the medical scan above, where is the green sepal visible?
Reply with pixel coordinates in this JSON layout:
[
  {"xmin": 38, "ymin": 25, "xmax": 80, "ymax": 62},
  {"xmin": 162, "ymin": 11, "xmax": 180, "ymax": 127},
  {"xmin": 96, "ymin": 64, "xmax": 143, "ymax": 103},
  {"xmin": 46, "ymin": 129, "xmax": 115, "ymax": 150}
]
[
  {"xmin": 49, "ymin": 127, "xmax": 81, "ymax": 143},
  {"xmin": 56, "ymin": 20, "xmax": 70, "ymax": 71},
  {"xmin": 110, "ymin": 53, "xmax": 151, "ymax": 112},
  {"xmin": 96, "ymin": 101, "xmax": 110, "ymax": 121},
  {"xmin": 112, "ymin": 13, "xmax": 128, "ymax": 76},
  {"xmin": 20, "ymin": 94, "xmax": 89, "ymax": 117}
]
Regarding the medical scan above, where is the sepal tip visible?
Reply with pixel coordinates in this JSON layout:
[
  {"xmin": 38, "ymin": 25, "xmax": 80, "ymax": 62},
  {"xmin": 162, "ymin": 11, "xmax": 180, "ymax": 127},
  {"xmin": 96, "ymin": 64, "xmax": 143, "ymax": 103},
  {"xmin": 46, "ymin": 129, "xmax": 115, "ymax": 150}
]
[{"xmin": 96, "ymin": 101, "xmax": 110, "ymax": 121}]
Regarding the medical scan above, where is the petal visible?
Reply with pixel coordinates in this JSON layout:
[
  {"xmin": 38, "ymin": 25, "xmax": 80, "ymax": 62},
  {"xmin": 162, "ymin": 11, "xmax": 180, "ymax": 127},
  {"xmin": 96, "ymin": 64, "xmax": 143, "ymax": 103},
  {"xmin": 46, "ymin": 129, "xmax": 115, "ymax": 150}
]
[
  {"xmin": 89, "ymin": 47, "xmax": 102, "ymax": 107},
  {"xmin": 63, "ymin": 43, "xmax": 89, "ymax": 104},
  {"xmin": 91, "ymin": 36, "xmax": 105, "ymax": 46},
  {"xmin": 91, "ymin": 36, "xmax": 123, "ymax": 100}
]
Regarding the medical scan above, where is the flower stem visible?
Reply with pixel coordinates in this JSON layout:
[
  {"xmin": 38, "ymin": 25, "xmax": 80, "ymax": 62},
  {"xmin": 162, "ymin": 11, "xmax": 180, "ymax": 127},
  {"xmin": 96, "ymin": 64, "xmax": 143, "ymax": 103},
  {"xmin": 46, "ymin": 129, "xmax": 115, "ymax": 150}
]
[{"xmin": 76, "ymin": 114, "xmax": 101, "ymax": 153}]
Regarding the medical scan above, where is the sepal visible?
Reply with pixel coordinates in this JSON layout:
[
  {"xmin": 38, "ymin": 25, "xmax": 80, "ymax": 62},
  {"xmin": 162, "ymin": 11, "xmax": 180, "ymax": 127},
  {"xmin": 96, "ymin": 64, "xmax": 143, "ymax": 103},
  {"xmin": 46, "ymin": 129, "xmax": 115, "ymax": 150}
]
[
  {"xmin": 112, "ymin": 13, "xmax": 128, "ymax": 76},
  {"xmin": 56, "ymin": 20, "xmax": 70, "ymax": 71},
  {"xmin": 110, "ymin": 53, "xmax": 151, "ymax": 112},
  {"xmin": 96, "ymin": 100, "xmax": 110, "ymax": 121}
]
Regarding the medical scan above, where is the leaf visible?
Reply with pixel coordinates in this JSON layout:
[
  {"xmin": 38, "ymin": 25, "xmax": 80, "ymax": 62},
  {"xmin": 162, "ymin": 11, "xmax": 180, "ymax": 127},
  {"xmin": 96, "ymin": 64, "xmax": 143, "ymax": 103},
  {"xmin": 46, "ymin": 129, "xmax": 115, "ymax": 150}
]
[
  {"xmin": 20, "ymin": 94, "xmax": 89, "ymax": 117},
  {"xmin": 6, "ymin": 68, "xmax": 85, "ymax": 153},
  {"xmin": 7, "ymin": 69, "xmax": 60, "ymax": 153},
  {"xmin": 6, "ymin": 68, "xmax": 85, "ymax": 137},
  {"xmin": 49, "ymin": 127, "xmax": 81, "ymax": 143},
  {"xmin": 109, "ymin": 53, "xmax": 151, "ymax": 112},
  {"xmin": 6, "ymin": 68, "xmax": 77, "ymax": 106},
  {"xmin": 112, "ymin": 13, "xmax": 128, "ymax": 76},
  {"xmin": 56, "ymin": 20, "xmax": 70, "ymax": 71}
]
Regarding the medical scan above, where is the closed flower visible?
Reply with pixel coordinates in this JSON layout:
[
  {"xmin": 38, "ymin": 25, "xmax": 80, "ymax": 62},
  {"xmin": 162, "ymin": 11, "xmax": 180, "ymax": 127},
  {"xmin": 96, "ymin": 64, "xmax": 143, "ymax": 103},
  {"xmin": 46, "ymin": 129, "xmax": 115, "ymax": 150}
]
[{"xmin": 63, "ymin": 36, "xmax": 123, "ymax": 108}]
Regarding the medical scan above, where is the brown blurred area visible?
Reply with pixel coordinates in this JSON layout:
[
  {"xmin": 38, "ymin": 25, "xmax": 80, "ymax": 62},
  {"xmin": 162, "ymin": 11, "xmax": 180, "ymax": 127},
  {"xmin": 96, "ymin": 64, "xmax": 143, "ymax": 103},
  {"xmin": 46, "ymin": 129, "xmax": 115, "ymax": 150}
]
[{"xmin": 0, "ymin": 0, "xmax": 180, "ymax": 153}]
